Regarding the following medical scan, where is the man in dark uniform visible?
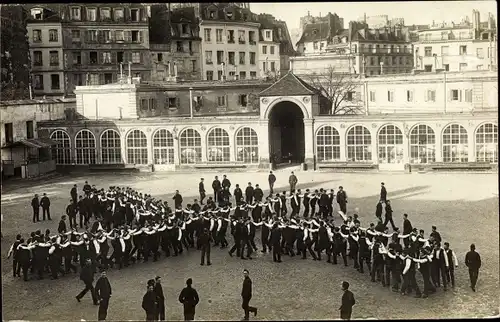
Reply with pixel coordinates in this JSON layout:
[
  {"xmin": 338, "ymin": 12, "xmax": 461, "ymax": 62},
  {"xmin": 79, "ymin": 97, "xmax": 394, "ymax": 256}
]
[
  {"xmin": 288, "ymin": 171, "xmax": 298, "ymax": 193},
  {"xmin": 173, "ymin": 190, "xmax": 183, "ymax": 210},
  {"xmin": 200, "ymin": 228, "xmax": 212, "ymax": 266},
  {"xmin": 339, "ymin": 281, "xmax": 355, "ymax": 320},
  {"xmin": 199, "ymin": 178, "xmax": 206, "ymax": 205},
  {"xmin": 465, "ymin": 243, "xmax": 481, "ymax": 292},
  {"xmin": 328, "ymin": 189, "xmax": 335, "ymax": 217},
  {"xmin": 143, "ymin": 281, "xmax": 158, "ymax": 321},
  {"xmin": 380, "ymin": 182, "xmax": 387, "ymax": 203},
  {"xmin": 71, "ymin": 184, "xmax": 78, "ymax": 204},
  {"xmin": 383, "ymin": 200, "xmax": 396, "ymax": 231},
  {"xmin": 66, "ymin": 199, "xmax": 77, "ymax": 230},
  {"xmin": 302, "ymin": 189, "xmax": 310, "ymax": 218},
  {"xmin": 7, "ymin": 234, "xmax": 22, "ymax": 277},
  {"xmin": 245, "ymin": 183, "xmax": 254, "ymax": 204},
  {"xmin": 319, "ymin": 190, "xmax": 330, "ymax": 219},
  {"xmin": 76, "ymin": 259, "xmax": 98, "ymax": 305},
  {"xmin": 229, "ymin": 219, "xmax": 243, "ymax": 258},
  {"xmin": 402, "ymin": 214, "xmax": 413, "ymax": 248},
  {"xmin": 234, "ymin": 184, "xmax": 243, "ymax": 204},
  {"xmin": 336, "ymin": 186, "xmax": 348, "ymax": 215},
  {"xmin": 268, "ymin": 171, "xmax": 276, "ymax": 194},
  {"xmin": 31, "ymin": 194, "xmax": 40, "ymax": 222},
  {"xmin": 253, "ymin": 184, "xmax": 263, "ymax": 203},
  {"xmin": 83, "ymin": 181, "xmax": 92, "ymax": 197},
  {"xmin": 241, "ymin": 269, "xmax": 258, "ymax": 320},
  {"xmin": 212, "ymin": 176, "xmax": 222, "ymax": 202},
  {"xmin": 178, "ymin": 278, "xmax": 199, "ymax": 321},
  {"xmin": 222, "ymin": 174, "xmax": 231, "ymax": 190},
  {"xmin": 40, "ymin": 193, "xmax": 51, "ymax": 220},
  {"xmin": 430, "ymin": 226, "xmax": 442, "ymax": 244},
  {"xmin": 154, "ymin": 276, "xmax": 165, "ymax": 321},
  {"xmin": 95, "ymin": 269, "xmax": 112, "ymax": 321}
]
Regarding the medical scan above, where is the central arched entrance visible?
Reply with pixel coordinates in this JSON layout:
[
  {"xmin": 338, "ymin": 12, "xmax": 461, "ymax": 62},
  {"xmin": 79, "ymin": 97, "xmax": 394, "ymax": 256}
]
[{"xmin": 269, "ymin": 101, "xmax": 305, "ymax": 165}]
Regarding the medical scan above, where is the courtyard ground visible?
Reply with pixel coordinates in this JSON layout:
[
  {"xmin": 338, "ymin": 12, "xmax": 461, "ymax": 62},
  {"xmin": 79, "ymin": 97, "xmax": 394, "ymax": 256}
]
[{"xmin": 1, "ymin": 170, "xmax": 499, "ymax": 320}]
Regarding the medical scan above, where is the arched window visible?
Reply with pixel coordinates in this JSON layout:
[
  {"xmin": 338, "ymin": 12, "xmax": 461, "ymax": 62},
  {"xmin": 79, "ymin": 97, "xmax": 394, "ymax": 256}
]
[
  {"xmin": 236, "ymin": 127, "xmax": 259, "ymax": 163},
  {"xmin": 75, "ymin": 130, "xmax": 96, "ymax": 164},
  {"xmin": 126, "ymin": 130, "xmax": 148, "ymax": 164},
  {"xmin": 316, "ymin": 126, "xmax": 341, "ymax": 162},
  {"xmin": 207, "ymin": 128, "xmax": 230, "ymax": 162},
  {"xmin": 101, "ymin": 129, "xmax": 122, "ymax": 164},
  {"xmin": 378, "ymin": 125, "xmax": 404, "ymax": 164},
  {"xmin": 179, "ymin": 129, "xmax": 201, "ymax": 164},
  {"xmin": 409, "ymin": 125, "xmax": 436, "ymax": 164},
  {"xmin": 442, "ymin": 124, "xmax": 468, "ymax": 162},
  {"xmin": 475, "ymin": 123, "xmax": 498, "ymax": 163},
  {"xmin": 346, "ymin": 125, "xmax": 372, "ymax": 162},
  {"xmin": 50, "ymin": 130, "xmax": 71, "ymax": 164},
  {"xmin": 153, "ymin": 129, "xmax": 174, "ymax": 164}
]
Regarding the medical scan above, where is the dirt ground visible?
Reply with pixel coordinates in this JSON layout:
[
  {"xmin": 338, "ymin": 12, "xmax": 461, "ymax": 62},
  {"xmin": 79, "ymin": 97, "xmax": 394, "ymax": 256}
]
[{"xmin": 1, "ymin": 171, "xmax": 499, "ymax": 320}]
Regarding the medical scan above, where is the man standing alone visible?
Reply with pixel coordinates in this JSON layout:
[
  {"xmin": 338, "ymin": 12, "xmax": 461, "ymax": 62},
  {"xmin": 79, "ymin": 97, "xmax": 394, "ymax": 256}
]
[
  {"xmin": 241, "ymin": 269, "xmax": 257, "ymax": 320},
  {"xmin": 143, "ymin": 280, "xmax": 158, "ymax": 321},
  {"xmin": 199, "ymin": 178, "xmax": 206, "ymax": 205},
  {"xmin": 31, "ymin": 194, "xmax": 40, "ymax": 222},
  {"xmin": 40, "ymin": 193, "xmax": 51, "ymax": 220},
  {"xmin": 95, "ymin": 269, "xmax": 112, "ymax": 321},
  {"xmin": 339, "ymin": 281, "xmax": 355, "ymax": 320},
  {"xmin": 288, "ymin": 172, "xmax": 298, "ymax": 193},
  {"xmin": 465, "ymin": 243, "xmax": 481, "ymax": 292},
  {"xmin": 178, "ymin": 278, "xmax": 199, "ymax": 321},
  {"xmin": 380, "ymin": 182, "xmax": 387, "ymax": 203},
  {"xmin": 268, "ymin": 171, "xmax": 276, "ymax": 194}
]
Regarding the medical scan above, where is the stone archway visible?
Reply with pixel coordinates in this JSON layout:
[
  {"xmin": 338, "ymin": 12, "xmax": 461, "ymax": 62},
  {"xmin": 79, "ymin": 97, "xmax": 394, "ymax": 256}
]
[{"xmin": 268, "ymin": 101, "xmax": 305, "ymax": 165}]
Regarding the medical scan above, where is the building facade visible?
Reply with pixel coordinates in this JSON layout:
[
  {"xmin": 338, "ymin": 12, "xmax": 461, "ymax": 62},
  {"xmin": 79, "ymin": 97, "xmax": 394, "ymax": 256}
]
[
  {"xmin": 27, "ymin": 7, "xmax": 65, "ymax": 96},
  {"xmin": 414, "ymin": 10, "xmax": 497, "ymax": 72},
  {"xmin": 36, "ymin": 70, "xmax": 497, "ymax": 173},
  {"xmin": 199, "ymin": 3, "xmax": 260, "ymax": 81},
  {"xmin": 149, "ymin": 5, "xmax": 202, "ymax": 82},
  {"xmin": 59, "ymin": 3, "xmax": 152, "ymax": 94}
]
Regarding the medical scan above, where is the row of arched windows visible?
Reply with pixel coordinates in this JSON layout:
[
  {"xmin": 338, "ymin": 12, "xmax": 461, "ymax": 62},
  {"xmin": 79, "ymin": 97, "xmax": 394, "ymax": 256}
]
[
  {"xmin": 316, "ymin": 123, "xmax": 498, "ymax": 164},
  {"xmin": 49, "ymin": 123, "xmax": 498, "ymax": 166},
  {"xmin": 49, "ymin": 127, "xmax": 260, "ymax": 165}
]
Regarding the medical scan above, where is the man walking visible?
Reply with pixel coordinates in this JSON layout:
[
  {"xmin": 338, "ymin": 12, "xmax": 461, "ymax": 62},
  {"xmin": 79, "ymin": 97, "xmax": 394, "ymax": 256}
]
[
  {"xmin": 154, "ymin": 276, "xmax": 165, "ymax": 321},
  {"xmin": 380, "ymin": 182, "xmax": 387, "ymax": 203},
  {"xmin": 143, "ymin": 280, "xmax": 158, "ymax": 321},
  {"xmin": 339, "ymin": 281, "xmax": 355, "ymax": 320},
  {"xmin": 40, "ymin": 193, "xmax": 51, "ymax": 220},
  {"xmin": 200, "ymin": 228, "xmax": 212, "ymax": 266},
  {"xmin": 95, "ymin": 268, "xmax": 112, "ymax": 321},
  {"xmin": 241, "ymin": 269, "xmax": 257, "ymax": 320},
  {"xmin": 402, "ymin": 214, "xmax": 413, "ymax": 248},
  {"xmin": 465, "ymin": 243, "xmax": 481, "ymax": 292},
  {"xmin": 383, "ymin": 200, "xmax": 396, "ymax": 231},
  {"xmin": 178, "ymin": 278, "xmax": 199, "ymax": 321},
  {"xmin": 268, "ymin": 171, "xmax": 276, "ymax": 194},
  {"xmin": 31, "ymin": 194, "xmax": 40, "ymax": 222},
  {"xmin": 443, "ymin": 242, "xmax": 459, "ymax": 288},
  {"xmin": 76, "ymin": 259, "xmax": 98, "ymax": 305},
  {"xmin": 288, "ymin": 171, "xmax": 298, "ymax": 193},
  {"xmin": 199, "ymin": 178, "xmax": 206, "ymax": 205},
  {"xmin": 336, "ymin": 186, "xmax": 348, "ymax": 215}
]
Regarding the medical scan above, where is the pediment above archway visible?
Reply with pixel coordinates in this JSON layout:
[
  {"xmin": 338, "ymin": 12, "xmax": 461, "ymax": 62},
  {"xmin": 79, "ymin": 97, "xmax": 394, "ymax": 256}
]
[{"xmin": 259, "ymin": 71, "xmax": 317, "ymax": 97}]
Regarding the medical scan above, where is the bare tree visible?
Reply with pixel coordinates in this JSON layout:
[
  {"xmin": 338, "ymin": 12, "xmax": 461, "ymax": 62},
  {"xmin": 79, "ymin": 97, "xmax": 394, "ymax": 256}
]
[{"xmin": 306, "ymin": 65, "xmax": 363, "ymax": 115}]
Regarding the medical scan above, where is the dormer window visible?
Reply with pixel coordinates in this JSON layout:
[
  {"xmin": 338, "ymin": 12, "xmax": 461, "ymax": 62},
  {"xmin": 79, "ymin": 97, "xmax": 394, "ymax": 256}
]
[
  {"xmin": 70, "ymin": 7, "xmax": 81, "ymax": 21},
  {"xmin": 31, "ymin": 8, "xmax": 43, "ymax": 20},
  {"xmin": 312, "ymin": 29, "xmax": 318, "ymax": 35},
  {"xmin": 209, "ymin": 10, "xmax": 216, "ymax": 18},
  {"xmin": 225, "ymin": 11, "xmax": 233, "ymax": 19}
]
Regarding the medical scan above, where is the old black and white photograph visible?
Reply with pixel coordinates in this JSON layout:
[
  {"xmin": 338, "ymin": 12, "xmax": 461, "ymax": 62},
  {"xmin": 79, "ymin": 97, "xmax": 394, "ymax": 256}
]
[{"xmin": 1, "ymin": 1, "xmax": 498, "ymax": 320}]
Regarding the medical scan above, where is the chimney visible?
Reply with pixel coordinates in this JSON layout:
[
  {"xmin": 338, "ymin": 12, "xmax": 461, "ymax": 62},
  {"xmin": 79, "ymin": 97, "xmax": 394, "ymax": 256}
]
[
  {"xmin": 488, "ymin": 12, "xmax": 492, "ymax": 29},
  {"xmin": 472, "ymin": 9, "xmax": 480, "ymax": 31},
  {"xmin": 348, "ymin": 21, "xmax": 352, "ymax": 43},
  {"xmin": 375, "ymin": 29, "xmax": 380, "ymax": 39}
]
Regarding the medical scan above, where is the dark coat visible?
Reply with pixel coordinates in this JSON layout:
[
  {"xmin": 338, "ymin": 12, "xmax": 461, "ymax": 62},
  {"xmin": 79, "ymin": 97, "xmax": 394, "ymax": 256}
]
[
  {"xmin": 95, "ymin": 276, "xmax": 112, "ymax": 299},
  {"xmin": 58, "ymin": 220, "xmax": 67, "ymax": 234},
  {"xmin": 199, "ymin": 181, "xmax": 205, "ymax": 193},
  {"xmin": 403, "ymin": 219, "xmax": 413, "ymax": 234},
  {"xmin": 340, "ymin": 289, "xmax": 355, "ymax": 317},
  {"xmin": 178, "ymin": 286, "xmax": 199, "ymax": 313},
  {"xmin": 380, "ymin": 186, "xmax": 387, "ymax": 201},
  {"xmin": 465, "ymin": 250, "xmax": 481, "ymax": 269},
  {"xmin": 234, "ymin": 188, "xmax": 243, "ymax": 203},
  {"xmin": 268, "ymin": 174, "xmax": 276, "ymax": 184},
  {"xmin": 40, "ymin": 196, "xmax": 50, "ymax": 208},
  {"xmin": 212, "ymin": 180, "xmax": 222, "ymax": 191},
  {"xmin": 222, "ymin": 178, "xmax": 231, "ymax": 189},
  {"xmin": 31, "ymin": 197, "xmax": 39, "ymax": 208},
  {"xmin": 80, "ymin": 265, "xmax": 94, "ymax": 284},
  {"xmin": 142, "ymin": 290, "xmax": 158, "ymax": 314},
  {"xmin": 253, "ymin": 188, "xmax": 264, "ymax": 202},
  {"xmin": 242, "ymin": 276, "xmax": 252, "ymax": 299},
  {"xmin": 155, "ymin": 282, "xmax": 165, "ymax": 302},
  {"xmin": 245, "ymin": 186, "xmax": 254, "ymax": 200}
]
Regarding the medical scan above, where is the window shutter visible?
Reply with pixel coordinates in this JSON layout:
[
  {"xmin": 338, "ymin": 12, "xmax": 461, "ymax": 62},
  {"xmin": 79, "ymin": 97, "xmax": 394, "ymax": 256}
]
[
  {"xmin": 139, "ymin": 31, "xmax": 143, "ymax": 43},
  {"xmin": 225, "ymin": 94, "xmax": 228, "ymax": 106},
  {"xmin": 112, "ymin": 52, "xmax": 117, "ymax": 64},
  {"xmin": 125, "ymin": 31, "xmax": 132, "ymax": 42},
  {"xmin": 139, "ymin": 8, "xmax": 145, "ymax": 21},
  {"xmin": 459, "ymin": 90, "xmax": 463, "ymax": 102}
]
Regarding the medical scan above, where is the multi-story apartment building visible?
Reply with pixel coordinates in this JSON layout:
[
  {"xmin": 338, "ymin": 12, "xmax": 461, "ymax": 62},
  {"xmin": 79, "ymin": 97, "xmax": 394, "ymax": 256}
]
[
  {"xmin": 26, "ymin": 7, "xmax": 65, "ymax": 96},
  {"xmin": 199, "ymin": 3, "xmax": 260, "ymax": 80},
  {"xmin": 293, "ymin": 18, "xmax": 413, "ymax": 76},
  {"xmin": 296, "ymin": 12, "xmax": 344, "ymax": 55},
  {"xmin": 413, "ymin": 10, "xmax": 497, "ymax": 72},
  {"xmin": 59, "ymin": 4, "xmax": 152, "ymax": 94},
  {"xmin": 257, "ymin": 14, "xmax": 295, "ymax": 79},
  {"xmin": 149, "ymin": 5, "xmax": 202, "ymax": 82}
]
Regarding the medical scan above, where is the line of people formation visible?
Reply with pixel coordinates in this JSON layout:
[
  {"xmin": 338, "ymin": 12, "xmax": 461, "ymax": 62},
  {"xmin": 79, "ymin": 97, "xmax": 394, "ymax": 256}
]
[{"xmin": 10, "ymin": 175, "xmax": 482, "ymax": 302}]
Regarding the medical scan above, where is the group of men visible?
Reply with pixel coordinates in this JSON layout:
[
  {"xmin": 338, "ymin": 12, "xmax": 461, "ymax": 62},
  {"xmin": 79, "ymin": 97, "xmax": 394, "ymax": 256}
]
[{"xmin": 7, "ymin": 175, "xmax": 482, "ymax": 320}]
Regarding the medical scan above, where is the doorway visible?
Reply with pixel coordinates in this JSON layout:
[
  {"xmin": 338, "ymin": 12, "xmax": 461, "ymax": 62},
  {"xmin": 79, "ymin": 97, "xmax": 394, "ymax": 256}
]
[{"xmin": 268, "ymin": 101, "xmax": 305, "ymax": 166}]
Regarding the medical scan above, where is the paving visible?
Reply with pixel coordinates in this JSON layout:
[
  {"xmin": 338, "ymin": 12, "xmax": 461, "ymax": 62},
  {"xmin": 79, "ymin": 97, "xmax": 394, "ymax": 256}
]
[{"xmin": 1, "ymin": 170, "xmax": 499, "ymax": 320}]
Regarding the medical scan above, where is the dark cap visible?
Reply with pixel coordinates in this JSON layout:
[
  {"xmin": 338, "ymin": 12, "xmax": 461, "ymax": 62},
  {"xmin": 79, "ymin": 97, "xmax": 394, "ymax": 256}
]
[
  {"xmin": 147, "ymin": 279, "xmax": 155, "ymax": 286},
  {"xmin": 186, "ymin": 278, "xmax": 193, "ymax": 285}
]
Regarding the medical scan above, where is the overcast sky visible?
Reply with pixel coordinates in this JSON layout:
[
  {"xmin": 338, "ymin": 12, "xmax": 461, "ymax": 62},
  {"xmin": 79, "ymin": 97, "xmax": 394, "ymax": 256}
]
[{"xmin": 251, "ymin": 1, "xmax": 497, "ymax": 31}]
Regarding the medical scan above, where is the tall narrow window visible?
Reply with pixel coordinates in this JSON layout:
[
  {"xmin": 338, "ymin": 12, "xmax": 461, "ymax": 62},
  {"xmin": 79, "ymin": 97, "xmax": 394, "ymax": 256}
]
[
  {"xmin": 50, "ymin": 130, "xmax": 71, "ymax": 164},
  {"xmin": 409, "ymin": 125, "xmax": 436, "ymax": 164},
  {"xmin": 207, "ymin": 128, "xmax": 230, "ymax": 162},
  {"xmin": 475, "ymin": 123, "xmax": 498, "ymax": 163},
  {"xmin": 316, "ymin": 126, "xmax": 341, "ymax": 162},
  {"xmin": 126, "ymin": 130, "xmax": 148, "ymax": 164},
  {"xmin": 153, "ymin": 129, "xmax": 174, "ymax": 164},
  {"xmin": 101, "ymin": 129, "xmax": 122, "ymax": 164},
  {"xmin": 179, "ymin": 129, "xmax": 202, "ymax": 164},
  {"xmin": 442, "ymin": 124, "xmax": 468, "ymax": 162},
  {"xmin": 75, "ymin": 129, "xmax": 96, "ymax": 164},
  {"xmin": 346, "ymin": 125, "xmax": 372, "ymax": 162},
  {"xmin": 236, "ymin": 127, "xmax": 259, "ymax": 163}
]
